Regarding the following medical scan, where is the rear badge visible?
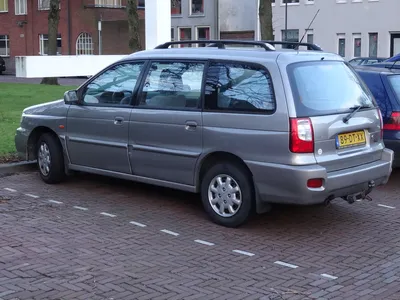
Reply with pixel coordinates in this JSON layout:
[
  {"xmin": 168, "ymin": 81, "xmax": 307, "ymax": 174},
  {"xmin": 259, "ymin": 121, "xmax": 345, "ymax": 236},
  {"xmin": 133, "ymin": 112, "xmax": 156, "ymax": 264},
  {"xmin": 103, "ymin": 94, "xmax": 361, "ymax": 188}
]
[{"xmin": 318, "ymin": 149, "xmax": 323, "ymax": 155}]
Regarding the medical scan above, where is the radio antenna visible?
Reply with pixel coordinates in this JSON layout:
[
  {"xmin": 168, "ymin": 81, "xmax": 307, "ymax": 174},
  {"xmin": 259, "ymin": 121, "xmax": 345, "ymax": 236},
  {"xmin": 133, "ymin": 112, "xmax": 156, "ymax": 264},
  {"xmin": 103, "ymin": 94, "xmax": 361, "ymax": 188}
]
[{"xmin": 297, "ymin": 9, "xmax": 320, "ymax": 50}]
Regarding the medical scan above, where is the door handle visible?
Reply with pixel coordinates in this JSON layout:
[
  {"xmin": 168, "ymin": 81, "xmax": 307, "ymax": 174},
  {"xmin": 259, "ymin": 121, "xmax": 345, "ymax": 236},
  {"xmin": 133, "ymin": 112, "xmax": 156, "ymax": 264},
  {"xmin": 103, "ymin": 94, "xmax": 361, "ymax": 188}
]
[
  {"xmin": 185, "ymin": 121, "xmax": 197, "ymax": 131},
  {"xmin": 114, "ymin": 117, "xmax": 124, "ymax": 125}
]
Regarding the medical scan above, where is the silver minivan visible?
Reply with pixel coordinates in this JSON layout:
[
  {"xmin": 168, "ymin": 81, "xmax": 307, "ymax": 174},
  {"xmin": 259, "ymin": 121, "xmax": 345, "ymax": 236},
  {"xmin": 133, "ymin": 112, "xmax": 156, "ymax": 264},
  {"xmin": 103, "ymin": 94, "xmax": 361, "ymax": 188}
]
[{"xmin": 15, "ymin": 40, "xmax": 393, "ymax": 227}]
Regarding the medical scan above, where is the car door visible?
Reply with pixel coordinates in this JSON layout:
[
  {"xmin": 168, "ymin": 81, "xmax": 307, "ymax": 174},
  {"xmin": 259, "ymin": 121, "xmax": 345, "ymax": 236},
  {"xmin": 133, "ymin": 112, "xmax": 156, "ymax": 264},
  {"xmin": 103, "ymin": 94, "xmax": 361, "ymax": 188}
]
[
  {"xmin": 66, "ymin": 61, "xmax": 146, "ymax": 174},
  {"xmin": 128, "ymin": 60, "xmax": 205, "ymax": 186}
]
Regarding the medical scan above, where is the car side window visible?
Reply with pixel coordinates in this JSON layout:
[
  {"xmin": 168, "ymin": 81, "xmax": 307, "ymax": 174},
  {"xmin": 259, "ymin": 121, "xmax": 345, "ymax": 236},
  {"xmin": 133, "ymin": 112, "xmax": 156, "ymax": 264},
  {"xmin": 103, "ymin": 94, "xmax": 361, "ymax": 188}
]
[
  {"xmin": 139, "ymin": 61, "xmax": 205, "ymax": 109},
  {"xmin": 204, "ymin": 62, "xmax": 276, "ymax": 112},
  {"xmin": 82, "ymin": 62, "xmax": 144, "ymax": 106}
]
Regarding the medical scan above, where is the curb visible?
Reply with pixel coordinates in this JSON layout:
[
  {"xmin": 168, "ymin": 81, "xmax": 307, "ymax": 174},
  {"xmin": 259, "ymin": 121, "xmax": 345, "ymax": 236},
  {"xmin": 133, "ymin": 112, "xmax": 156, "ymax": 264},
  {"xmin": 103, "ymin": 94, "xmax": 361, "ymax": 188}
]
[{"xmin": 0, "ymin": 160, "xmax": 37, "ymax": 176}]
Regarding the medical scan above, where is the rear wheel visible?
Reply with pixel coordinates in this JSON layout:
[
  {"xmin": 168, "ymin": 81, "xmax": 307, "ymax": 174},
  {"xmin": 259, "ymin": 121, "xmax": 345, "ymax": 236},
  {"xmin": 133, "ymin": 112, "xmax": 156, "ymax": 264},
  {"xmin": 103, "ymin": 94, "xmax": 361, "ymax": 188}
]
[
  {"xmin": 201, "ymin": 162, "xmax": 254, "ymax": 227},
  {"xmin": 37, "ymin": 133, "xmax": 65, "ymax": 184}
]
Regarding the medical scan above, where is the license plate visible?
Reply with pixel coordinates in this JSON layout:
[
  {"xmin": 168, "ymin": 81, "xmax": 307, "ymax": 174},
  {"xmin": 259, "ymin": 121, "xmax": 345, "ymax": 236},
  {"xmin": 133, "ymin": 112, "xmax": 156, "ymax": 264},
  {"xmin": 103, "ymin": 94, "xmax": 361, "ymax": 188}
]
[{"xmin": 336, "ymin": 130, "xmax": 366, "ymax": 149}]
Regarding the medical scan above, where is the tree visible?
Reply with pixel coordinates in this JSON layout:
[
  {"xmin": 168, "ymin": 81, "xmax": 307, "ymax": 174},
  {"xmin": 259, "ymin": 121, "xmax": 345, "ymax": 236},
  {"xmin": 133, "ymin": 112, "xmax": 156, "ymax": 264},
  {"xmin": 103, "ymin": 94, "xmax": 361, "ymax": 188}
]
[
  {"xmin": 40, "ymin": 0, "xmax": 61, "ymax": 85},
  {"xmin": 127, "ymin": 0, "xmax": 142, "ymax": 52},
  {"xmin": 259, "ymin": 0, "xmax": 273, "ymax": 41}
]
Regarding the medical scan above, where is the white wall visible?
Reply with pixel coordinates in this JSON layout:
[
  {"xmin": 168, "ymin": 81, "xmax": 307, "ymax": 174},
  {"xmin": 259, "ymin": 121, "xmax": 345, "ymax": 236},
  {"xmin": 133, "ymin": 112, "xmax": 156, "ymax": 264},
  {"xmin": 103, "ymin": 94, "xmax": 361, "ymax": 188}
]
[{"xmin": 15, "ymin": 55, "xmax": 128, "ymax": 78}]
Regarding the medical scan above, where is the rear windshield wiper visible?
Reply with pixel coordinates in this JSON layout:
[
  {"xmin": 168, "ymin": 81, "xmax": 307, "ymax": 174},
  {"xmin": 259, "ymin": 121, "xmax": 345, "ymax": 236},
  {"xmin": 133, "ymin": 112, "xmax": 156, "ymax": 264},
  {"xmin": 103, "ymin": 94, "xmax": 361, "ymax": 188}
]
[{"xmin": 343, "ymin": 105, "xmax": 372, "ymax": 123}]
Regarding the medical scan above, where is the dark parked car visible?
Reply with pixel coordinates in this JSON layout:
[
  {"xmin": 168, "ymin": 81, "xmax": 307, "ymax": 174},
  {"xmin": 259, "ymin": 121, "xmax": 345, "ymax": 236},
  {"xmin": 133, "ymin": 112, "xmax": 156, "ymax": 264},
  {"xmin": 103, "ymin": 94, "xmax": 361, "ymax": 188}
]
[
  {"xmin": 385, "ymin": 53, "xmax": 400, "ymax": 63},
  {"xmin": 349, "ymin": 57, "xmax": 387, "ymax": 66},
  {"xmin": 0, "ymin": 56, "xmax": 6, "ymax": 75},
  {"xmin": 365, "ymin": 61, "xmax": 400, "ymax": 70},
  {"xmin": 355, "ymin": 66, "xmax": 400, "ymax": 167}
]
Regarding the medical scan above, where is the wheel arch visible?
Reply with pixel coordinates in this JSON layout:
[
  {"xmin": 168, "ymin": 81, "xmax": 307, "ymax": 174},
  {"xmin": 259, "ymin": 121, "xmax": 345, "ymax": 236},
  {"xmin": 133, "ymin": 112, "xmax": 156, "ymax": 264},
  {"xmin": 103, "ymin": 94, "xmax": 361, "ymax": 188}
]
[
  {"xmin": 196, "ymin": 151, "xmax": 253, "ymax": 193},
  {"xmin": 27, "ymin": 126, "xmax": 61, "ymax": 160}
]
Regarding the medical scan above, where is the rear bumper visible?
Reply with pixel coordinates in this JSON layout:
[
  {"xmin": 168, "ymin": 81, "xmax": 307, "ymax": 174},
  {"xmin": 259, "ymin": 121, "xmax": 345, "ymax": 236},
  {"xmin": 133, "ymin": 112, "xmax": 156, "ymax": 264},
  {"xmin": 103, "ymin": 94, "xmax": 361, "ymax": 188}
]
[
  {"xmin": 246, "ymin": 148, "xmax": 393, "ymax": 206},
  {"xmin": 383, "ymin": 139, "xmax": 400, "ymax": 168}
]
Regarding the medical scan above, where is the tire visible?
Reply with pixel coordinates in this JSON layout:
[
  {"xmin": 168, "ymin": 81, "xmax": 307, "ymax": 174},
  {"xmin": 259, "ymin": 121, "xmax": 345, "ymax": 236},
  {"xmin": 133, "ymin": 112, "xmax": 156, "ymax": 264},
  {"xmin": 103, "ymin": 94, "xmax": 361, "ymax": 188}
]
[
  {"xmin": 37, "ymin": 133, "xmax": 66, "ymax": 184},
  {"xmin": 200, "ymin": 162, "xmax": 254, "ymax": 228}
]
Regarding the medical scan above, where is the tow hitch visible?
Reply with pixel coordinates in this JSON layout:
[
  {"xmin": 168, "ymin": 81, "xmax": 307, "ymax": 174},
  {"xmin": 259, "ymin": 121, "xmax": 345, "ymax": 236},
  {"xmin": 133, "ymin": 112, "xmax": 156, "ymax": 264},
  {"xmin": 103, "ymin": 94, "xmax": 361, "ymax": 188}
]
[{"xmin": 342, "ymin": 180, "xmax": 375, "ymax": 204}]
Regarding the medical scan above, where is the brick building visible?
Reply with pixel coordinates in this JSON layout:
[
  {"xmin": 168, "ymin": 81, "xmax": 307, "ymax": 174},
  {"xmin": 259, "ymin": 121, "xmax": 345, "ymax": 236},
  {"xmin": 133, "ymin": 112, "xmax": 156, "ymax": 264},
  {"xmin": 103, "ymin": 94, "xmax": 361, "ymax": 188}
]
[{"xmin": 0, "ymin": 0, "xmax": 146, "ymax": 73}]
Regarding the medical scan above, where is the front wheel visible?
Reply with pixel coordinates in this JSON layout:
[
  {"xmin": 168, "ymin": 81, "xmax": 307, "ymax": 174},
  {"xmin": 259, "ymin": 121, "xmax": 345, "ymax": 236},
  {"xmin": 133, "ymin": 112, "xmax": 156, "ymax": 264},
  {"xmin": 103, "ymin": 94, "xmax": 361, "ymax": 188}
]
[
  {"xmin": 37, "ymin": 133, "xmax": 65, "ymax": 184},
  {"xmin": 201, "ymin": 162, "xmax": 254, "ymax": 228}
]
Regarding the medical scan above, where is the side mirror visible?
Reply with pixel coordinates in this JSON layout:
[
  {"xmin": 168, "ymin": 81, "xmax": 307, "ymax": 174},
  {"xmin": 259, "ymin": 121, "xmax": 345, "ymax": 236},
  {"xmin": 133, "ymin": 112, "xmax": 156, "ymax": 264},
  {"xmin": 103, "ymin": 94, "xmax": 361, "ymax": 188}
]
[{"xmin": 64, "ymin": 90, "xmax": 80, "ymax": 105}]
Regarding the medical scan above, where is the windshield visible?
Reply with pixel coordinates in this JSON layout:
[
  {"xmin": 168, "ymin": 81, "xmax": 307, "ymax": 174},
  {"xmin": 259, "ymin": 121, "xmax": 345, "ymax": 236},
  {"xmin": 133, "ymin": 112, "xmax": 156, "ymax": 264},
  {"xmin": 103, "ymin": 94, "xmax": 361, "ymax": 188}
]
[
  {"xmin": 287, "ymin": 61, "xmax": 375, "ymax": 117},
  {"xmin": 388, "ymin": 74, "xmax": 400, "ymax": 101}
]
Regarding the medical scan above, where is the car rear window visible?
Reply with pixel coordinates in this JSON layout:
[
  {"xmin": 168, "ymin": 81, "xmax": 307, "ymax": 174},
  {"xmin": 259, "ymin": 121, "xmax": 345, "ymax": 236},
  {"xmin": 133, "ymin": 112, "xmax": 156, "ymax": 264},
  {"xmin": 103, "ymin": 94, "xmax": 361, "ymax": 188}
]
[
  {"xmin": 388, "ymin": 74, "xmax": 400, "ymax": 101},
  {"xmin": 287, "ymin": 61, "xmax": 375, "ymax": 117}
]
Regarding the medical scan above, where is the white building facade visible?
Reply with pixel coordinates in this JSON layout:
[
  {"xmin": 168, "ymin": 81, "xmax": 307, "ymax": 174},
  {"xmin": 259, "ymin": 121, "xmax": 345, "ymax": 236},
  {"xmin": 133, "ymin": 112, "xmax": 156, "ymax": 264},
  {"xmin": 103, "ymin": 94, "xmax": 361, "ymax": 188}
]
[{"xmin": 219, "ymin": 0, "xmax": 400, "ymax": 59}]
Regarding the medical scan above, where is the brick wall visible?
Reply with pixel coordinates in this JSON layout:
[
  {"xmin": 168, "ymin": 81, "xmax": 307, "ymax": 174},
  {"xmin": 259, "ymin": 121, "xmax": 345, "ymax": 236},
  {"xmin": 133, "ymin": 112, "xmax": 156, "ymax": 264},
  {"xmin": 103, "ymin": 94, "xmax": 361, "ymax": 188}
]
[
  {"xmin": 0, "ymin": 0, "xmax": 145, "ymax": 74},
  {"xmin": 220, "ymin": 31, "xmax": 255, "ymax": 40}
]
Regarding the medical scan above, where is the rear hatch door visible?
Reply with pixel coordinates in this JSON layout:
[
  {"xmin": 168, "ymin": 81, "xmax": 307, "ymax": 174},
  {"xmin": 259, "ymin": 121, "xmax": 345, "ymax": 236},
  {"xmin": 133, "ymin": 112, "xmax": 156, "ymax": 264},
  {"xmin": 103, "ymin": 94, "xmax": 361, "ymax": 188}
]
[{"xmin": 287, "ymin": 60, "xmax": 383, "ymax": 172}]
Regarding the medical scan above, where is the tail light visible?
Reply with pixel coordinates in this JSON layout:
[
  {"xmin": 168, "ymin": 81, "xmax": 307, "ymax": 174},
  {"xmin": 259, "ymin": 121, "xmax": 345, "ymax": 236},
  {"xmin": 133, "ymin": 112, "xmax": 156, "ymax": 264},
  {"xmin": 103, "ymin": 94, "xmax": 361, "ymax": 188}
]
[
  {"xmin": 307, "ymin": 178, "xmax": 324, "ymax": 188},
  {"xmin": 383, "ymin": 111, "xmax": 400, "ymax": 131},
  {"xmin": 290, "ymin": 118, "xmax": 314, "ymax": 153},
  {"xmin": 377, "ymin": 108, "xmax": 384, "ymax": 139}
]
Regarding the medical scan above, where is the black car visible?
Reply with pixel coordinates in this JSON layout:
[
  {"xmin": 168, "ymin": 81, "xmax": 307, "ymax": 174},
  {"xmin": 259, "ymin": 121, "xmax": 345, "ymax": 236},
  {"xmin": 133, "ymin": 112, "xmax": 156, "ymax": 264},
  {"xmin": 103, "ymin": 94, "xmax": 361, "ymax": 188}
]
[
  {"xmin": 349, "ymin": 57, "xmax": 387, "ymax": 66},
  {"xmin": 0, "ymin": 56, "xmax": 5, "ymax": 75},
  {"xmin": 355, "ymin": 65, "xmax": 400, "ymax": 167}
]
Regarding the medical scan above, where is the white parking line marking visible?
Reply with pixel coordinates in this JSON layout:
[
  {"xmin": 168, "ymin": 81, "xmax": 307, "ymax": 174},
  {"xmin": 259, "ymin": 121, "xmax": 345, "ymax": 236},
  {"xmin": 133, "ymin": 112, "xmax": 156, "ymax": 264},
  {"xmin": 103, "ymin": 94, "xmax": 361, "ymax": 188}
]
[
  {"xmin": 378, "ymin": 204, "xmax": 396, "ymax": 209},
  {"xmin": 4, "ymin": 188, "xmax": 16, "ymax": 192},
  {"xmin": 274, "ymin": 261, "xmax": 298, "ymax": 269},
  {"xmin": 129, "ymin": 221, "xmax": 147, "ymax": 228},
  {"xmin": 194, "ymin": 240, "xmax": 215, "ymax": 246},
  {"xmin": 25, "ymin": 194, "xmax": 39, "ymax": 198},
  {"xmin": 160, "ymin": 229, "xmax": 179, "ymax": 236},
  {"xmin": 233, "ymin": 250, "xmax": 255, "ymax": 257},
  {"xmin": 100, "ymin": 212, "xmax": 116, "ymax": 218},
  {"xmin": 321, "ymin": 274, "xmax": 338, "ymax": 280},
  {"xmin": 48, "ymin": 200, "xmax": 63, "ymax": 204},
  {"xmin": 73, "ymin": 206, "xmax": 88, "ymax": 211}
]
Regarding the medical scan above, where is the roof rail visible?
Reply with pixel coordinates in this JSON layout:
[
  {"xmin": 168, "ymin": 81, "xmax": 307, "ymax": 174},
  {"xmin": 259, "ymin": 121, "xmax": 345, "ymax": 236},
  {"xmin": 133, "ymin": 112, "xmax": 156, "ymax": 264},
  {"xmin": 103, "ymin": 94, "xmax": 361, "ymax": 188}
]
[
  {"xmin": 261, "ymin": 40, "xmax": 323, "ymax": 51},
  {"xmin": 154, "ymin": 40, "xmax": 275, "ymax": 51}
]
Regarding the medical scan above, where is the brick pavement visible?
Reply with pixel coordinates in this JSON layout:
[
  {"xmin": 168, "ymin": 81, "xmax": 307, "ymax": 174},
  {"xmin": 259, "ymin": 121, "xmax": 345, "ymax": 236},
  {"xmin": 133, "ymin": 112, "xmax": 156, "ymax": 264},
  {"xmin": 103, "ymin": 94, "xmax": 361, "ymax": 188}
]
[{"xmin": 0, "ymin": 170, "xmax": 399, "ymax": 299}]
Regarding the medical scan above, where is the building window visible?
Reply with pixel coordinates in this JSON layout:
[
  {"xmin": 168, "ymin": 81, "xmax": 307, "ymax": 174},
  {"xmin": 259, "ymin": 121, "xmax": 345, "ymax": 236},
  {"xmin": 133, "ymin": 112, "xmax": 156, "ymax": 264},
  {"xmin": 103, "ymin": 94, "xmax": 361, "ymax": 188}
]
[
  {"xmin": 38, "ymin": 0, "xmax": 60, "ymax": 10},
  {"xmin": 197, "ymin": 27, "xmax": 210, "ymax": 47},
  {"xmin": 282, "ymin": 0, "xmax": 300, "ymax": 4},
  {"xmin": 171, "ymin": 0, "xmax": 181, "ymax": 15},
  {"xmin": 178, "ymin": 28, "xmax": 192, "ymax": 47},
  {"xmin": 369, "ymin": 33, "xmax": 378, "ymax": 57},
  {"xmin": 281, "ymin": 29, "xmax": 299, "ymax": 42},
  {"xmin": 15, "ymin": 0, "xmax": 27, "ymax": 15},
  {"xmin": 338, "ymin": 38, "xmax": 345, "ymax": 57},
  {"xmin": 0, "ymin": 0, "xmax": 8, "ymax": 12},
  {"xmin": 0, "ymin": 35, "xmax": 10, "ymax": 57},
  {"xmin": 354, "ymin": 36, "xmax": 361, "ymax": 57},
  {"xmin": 138, "ymin": 0, "xmax": 145, "ymax": 8},
  {"xmin": 281, "ymin": 29, "xmax": 299, "ymax": 48},
  {"xmin": 307, "ymin": 33, "xmax": 314, "ymax": 44},
  {"xmin": 39, "ymin": 34, "xmax": 62, "ymax": 55},
  {"xmin": 190, "ymin": 0, "xmax": 204, "ymax": 15},
  {"xmin": 76, "ymin": 32, "xmax": 94, "ymax": 55},
  {"xmin": 94, "ymin": 0, "xmax": 122, "ymax": 8}
]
